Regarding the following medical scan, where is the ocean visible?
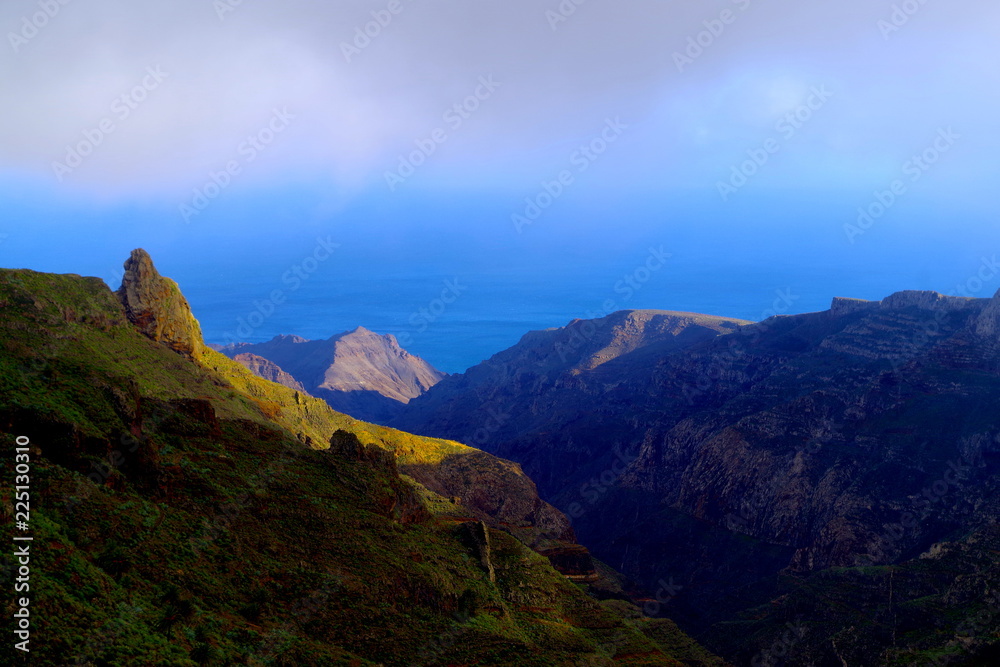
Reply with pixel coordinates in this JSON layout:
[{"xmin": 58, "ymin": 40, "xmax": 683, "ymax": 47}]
[{"xmin": 181, "ymin": 247, "xmax": 999, "ymax": 375}]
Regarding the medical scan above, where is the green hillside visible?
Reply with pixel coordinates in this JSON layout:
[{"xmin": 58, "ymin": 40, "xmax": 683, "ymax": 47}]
[{"xmin": 0, "ymin": 266, "xmax": 719, "ymax": 666}]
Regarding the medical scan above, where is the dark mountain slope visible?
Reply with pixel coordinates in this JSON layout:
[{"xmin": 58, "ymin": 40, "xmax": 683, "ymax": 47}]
[
  {"xmin": 391, "ymin": 309, "xmax": 749, "ymax": 496},
  {"xmin": 395, "ymin": 292, "xmax": 1000, "ymax": 665}
]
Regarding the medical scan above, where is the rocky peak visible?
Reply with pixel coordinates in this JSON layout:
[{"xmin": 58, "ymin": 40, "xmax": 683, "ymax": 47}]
[
  {"xmin": 325, "ymin": 327, "xmax": 445, "ymax": 398},
  {"xmin": 507, "ymin": 309, "xmax": 748, "ymax": 375},
  {"xmin": 116, "ymin": 249, "xmax": 204, "ymax": 358},
  {"xmin": 340, "ymin": 326, "xmax": 403, "ymax": 352}
]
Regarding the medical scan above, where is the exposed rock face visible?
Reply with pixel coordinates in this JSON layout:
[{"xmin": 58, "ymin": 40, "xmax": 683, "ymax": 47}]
[
  {"xmin": 116, "ymin": 249, "xmax": 204, "ymax": 358},
  {"xmin": 975, "ymin": 288, "xmax": 1000, "ymax": 337},
  {"xmin": 321, "ymin": 326, "xmax": 444, "ymax": 401},
  {"xmin": 231, "ymin": 353, "xmax": 307, "ymax": 393},
  {"xmin": 535, "ymin": 543, "xmax": 596, "ymax": 581},
  {"xmin": 326, "ymin": 429, "xmax": 400, "ymax": 475},
  {"xmin": 395, "ymin": 293, "xmax": 1000, "ymax": 664},
  {"xmin": 219, "ymin": 327, "xmax": 445, "ymax": 423}
]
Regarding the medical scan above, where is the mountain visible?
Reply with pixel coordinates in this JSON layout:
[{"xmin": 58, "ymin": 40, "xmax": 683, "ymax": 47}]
[
  {"xmin": 230, "ymin": 352, "xmax": 308, "ymax": 393},
  {"xmin": 0, "ymin": 251, "xmax": 723, "ymax": 666},
  {"xmin": 394, "ymin": 295, "xmax": 1000, "ymax": 665},
  {"xmin": 391, "ymin": 309, "xmax": 749, "ymax": 478},
  {"xmin": 219, "ymin": 327, "xmax": 446, "ymax": 424}
]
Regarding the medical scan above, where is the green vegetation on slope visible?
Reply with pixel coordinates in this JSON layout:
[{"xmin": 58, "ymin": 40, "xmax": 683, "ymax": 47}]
[
  {"xmin": 200, "ymin": 348, "xmax": 579, "ymax": 550},
  {"xmin": 200, "ymin": 346, "xmax": 474, "ymax": 464},
  {"xmin": 0, "ymin": 268, "xmax": 716, "ymax": 665}
]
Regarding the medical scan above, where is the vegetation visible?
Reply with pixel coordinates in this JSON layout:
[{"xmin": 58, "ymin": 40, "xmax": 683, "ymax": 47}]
[{"xmin": 0, "ymin": 268, "xmax": 715, "ymax": 665}]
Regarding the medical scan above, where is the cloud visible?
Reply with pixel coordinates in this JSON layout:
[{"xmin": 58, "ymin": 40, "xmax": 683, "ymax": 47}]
[{"xmin": 0, "ymin": 0, "xmax": 997, "ymax": 199}]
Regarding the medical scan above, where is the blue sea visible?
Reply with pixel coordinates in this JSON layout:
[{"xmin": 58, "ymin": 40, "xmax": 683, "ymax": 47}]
[{"xmin": 180, "ymin": 247, "xmax": 999, "ymax": 375}]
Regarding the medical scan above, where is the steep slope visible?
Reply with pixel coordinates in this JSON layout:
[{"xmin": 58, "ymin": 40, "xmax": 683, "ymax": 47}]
[
  {"xmin": 395, "ymin": 293, "xmax": 1000, "ymax": 665},
  {"xmin": 200, "ymin": 343, "xmax": 581, "ymax": 563},
  {"xmin": 220, "ymin": 327, "xmax": 445, "ymax": 423},
  {"xmin": 0, "ymin": 258, "xmax": 723, "ymax": 665},
  {"xmin": 232, "ymin": 352, "xmax": 307, "ymax": 393},
  {"xmin": 114, "ymin": 250, "xmax": 592, "ymax": 571},
  {"xmin": 392, "ymin": 309, "xmax": 749, "ymax": 497}
]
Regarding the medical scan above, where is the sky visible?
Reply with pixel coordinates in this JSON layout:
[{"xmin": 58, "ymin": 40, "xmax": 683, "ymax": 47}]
[{"xmin": 1, "ymin": 0, "xmax": 999, "ymax": 369}]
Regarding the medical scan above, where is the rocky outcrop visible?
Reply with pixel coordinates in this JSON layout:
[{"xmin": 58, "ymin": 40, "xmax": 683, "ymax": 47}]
[
  {"xmin": 320, "ymin": 326, "xmax": 444, "ymax": 401},
  {"xmin": 231, "ymin": 353, "xmax": 307, "ymax": 393},
  {"xmin": 115, "ymin": 249, "xmax": 204, "ymax": 358},
  {"xmin": 219, "ymin": 327, "xmax": 445, "ymax": 423},
  {"xmin": 535, "ymin": 543, "xmax": 596, "ymax": 581}
]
